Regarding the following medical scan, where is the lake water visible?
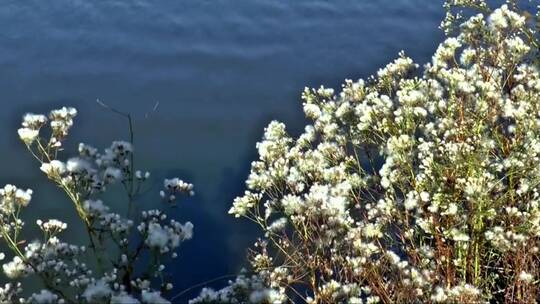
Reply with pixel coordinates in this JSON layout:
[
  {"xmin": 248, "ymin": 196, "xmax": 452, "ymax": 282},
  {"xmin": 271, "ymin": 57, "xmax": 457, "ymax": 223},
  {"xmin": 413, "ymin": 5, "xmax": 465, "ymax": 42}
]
[{"xmin": 0, "ymin": 0, "xmax": 446, "ymax": 300}]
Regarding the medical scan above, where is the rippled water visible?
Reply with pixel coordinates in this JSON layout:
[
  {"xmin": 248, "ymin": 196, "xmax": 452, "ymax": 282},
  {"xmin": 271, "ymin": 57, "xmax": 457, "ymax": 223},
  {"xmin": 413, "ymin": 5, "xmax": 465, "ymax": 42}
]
[{"xmin": 0, "ymin": 0, "xmax": 446, "ymax": 299}]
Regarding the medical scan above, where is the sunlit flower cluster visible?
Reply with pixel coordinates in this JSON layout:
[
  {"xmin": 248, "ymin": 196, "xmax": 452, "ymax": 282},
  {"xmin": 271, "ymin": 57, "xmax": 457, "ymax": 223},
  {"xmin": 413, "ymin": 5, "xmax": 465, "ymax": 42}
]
[
  {"xmin": 138, "ymin": 209, "xmax": 194, "ymax": 254},
  {"xmin": 208, "ymin": 2, "xmax": 540, "ymax": 303}
]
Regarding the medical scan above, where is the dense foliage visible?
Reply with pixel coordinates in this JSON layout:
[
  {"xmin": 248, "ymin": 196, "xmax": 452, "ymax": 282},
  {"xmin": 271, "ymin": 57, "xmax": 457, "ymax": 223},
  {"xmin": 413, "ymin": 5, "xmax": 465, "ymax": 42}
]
[{"xmin": 193, "ymin": 1, "xmax": 540, "ymax": 303}]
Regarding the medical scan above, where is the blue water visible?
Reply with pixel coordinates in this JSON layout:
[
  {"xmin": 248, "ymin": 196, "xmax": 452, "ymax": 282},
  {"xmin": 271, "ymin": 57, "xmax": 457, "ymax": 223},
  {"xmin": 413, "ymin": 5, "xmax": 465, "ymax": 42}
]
[{"xmin": 0, "ymin": 0, "xmax": 446, "ymax": 300}]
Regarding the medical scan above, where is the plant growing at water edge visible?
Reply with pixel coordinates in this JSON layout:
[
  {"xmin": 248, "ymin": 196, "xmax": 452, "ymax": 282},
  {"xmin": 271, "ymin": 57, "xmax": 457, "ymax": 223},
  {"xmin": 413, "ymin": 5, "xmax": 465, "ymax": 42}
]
[
  {"xmin": 193, "ymin": 1, "xmax": 540, "ymax": 303},
  {"xmin": 1, "ymin": 106, "xmax": 194, "ymax": 303}
]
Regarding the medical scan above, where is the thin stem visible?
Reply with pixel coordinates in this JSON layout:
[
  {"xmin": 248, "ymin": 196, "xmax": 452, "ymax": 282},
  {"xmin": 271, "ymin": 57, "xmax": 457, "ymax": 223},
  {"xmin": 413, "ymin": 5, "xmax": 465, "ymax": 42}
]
[{"xmin": 96, "ymin": 99, "xmax": 136, "ymax": 219}]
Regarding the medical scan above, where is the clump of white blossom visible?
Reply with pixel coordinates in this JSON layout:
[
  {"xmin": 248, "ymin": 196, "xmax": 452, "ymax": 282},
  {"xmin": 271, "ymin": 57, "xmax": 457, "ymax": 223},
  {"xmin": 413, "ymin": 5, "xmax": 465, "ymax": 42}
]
[
  {"xmin": 160, "ymin": 178, "xmax": 195, "ymax": 205},
  {"xmin": 189, "ymin": 271, "xmax": 286, "ymax": 304},
  {"xmin": 2, "ymin": 107, "xmax": 194, "ymax": 303},
  {"xmin": 197, "ymin": 1, "xmax": 540, "ymax": 303}
]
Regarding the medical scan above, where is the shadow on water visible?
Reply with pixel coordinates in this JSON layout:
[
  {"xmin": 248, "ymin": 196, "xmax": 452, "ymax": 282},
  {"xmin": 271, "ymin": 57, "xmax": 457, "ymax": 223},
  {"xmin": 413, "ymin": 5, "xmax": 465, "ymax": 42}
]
[{"xmin": 169, "ymin": 114, "xmax": 294, "ymax": 301}]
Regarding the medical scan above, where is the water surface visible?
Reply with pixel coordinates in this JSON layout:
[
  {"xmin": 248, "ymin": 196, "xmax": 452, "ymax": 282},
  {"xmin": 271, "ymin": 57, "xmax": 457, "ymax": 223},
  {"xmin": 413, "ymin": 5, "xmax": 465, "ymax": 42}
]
[{"xmin": 0, "ymin": 0, "xmax": 446, "ymax": 299}]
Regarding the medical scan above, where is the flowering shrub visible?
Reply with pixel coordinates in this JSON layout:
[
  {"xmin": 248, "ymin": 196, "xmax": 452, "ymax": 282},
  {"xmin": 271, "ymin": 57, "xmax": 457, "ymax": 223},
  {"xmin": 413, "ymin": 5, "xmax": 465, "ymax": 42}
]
[
  {"xmin": 196, "ymin": 2, "xmax": 540, "ymax": 303},
  {"xmin": 4, "ymin": 107, "xmax": 194, "ymax": 303}
]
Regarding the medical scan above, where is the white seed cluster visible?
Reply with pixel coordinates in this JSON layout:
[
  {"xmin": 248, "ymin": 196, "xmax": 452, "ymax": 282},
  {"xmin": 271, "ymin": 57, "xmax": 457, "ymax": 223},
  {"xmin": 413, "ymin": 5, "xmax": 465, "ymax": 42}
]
[
  {"xmin": 160, "ymin": 178, "xmax": 195, "ymax": 205},
  {"xmin": 3, "ymin": 106, "xmax": 195, "ymax": 303},
  {"xmin": 189, "ymin": 273, "xmax": 286, "ymax": 304}
]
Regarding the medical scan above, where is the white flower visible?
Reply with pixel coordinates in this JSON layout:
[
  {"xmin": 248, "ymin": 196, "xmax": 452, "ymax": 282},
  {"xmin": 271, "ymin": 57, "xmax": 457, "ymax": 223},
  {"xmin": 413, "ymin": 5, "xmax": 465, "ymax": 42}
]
[
  {"xmin": 21, "ymin": 113, "xmax": 47, "ymax": 129},
  {"xmin": 249, "ymin": 288, "xmax": 282, "ymax": 304},
  {"xmin": 17, "ymin": 128, "xmax": 39, "ymax": 144},
  {"xmin": 82, "ymin": 280, "xmax": 111, "ymax": 302},
  {"xmin": 281, "ymin": 194, "xmax": 303, "ymax": 215},
  {"xmin": 363, "ymin": 223, "xmax": 382, "ymax": 239},
  {"xmin": 136, "ymin": 170, "xmax": 151, "ymax": 180},
  {"xmin": 141, "ymin": 290, "xmax": 170, "ymax": 304},
  {"xmin": 230, "ymin": 191, "xmax": 261, "ymax": 217},
  {"xmin": 146, "ymin": 223, "xmax": 169, "ymax": 249},
  {"xmin": 2, "ymin": 256, "xmax": 29, "ymax": 279},
  {"xmin": 443, "ymin": 203, "xmax": 458, "ymax": 216},
  {"xmin": 431, "ymin": 287, "xmax": 447, "ymax": 302},
  {"xmin": 413, "ymin": 107, "xmax": 428, "ymax": 117},
  {"xmin": 180, "ymin": 221, "xmax": 194, "ymax": 240},
  {"xmin": 386, "ymin": 250, "xmax": 401, "ymax": 265},
  {"xmin": 49, "ymin": 107, "xmax": 77, "ymax": 138},
  {"xmin": 27, "ymin": 290, "xmax": 59, "ymax": 304},
  {"xmin": 40, "ymin": 160, "xmax": 66, "ymax": 176},
  {"xmin": 267, "ymin": 218, "xmax": 287, "ymax": 233},
  {"xmin": 110, "ymin": 140, "xmax": 133, "ymax": 155},
  {"xmin": 489, "ymin": 5, "xmax": 509, "ymax": 29},
  {"xmin": 303, "ymin": 103, "xmax": 322, "ymax": 119},
  {"xmin": 506, "ymin": 36, "xmax": 530, "ymax": 60},
  {"xmin": 50, "ymin": 107, "xmax": 77, "ymax": 119},
  {"xmin": 451, "ymin": 230, "xmax": 470, "ymax": 242},
  {"xmin": 0, "ymin": 185, "xmax": 33, "ymax": 208},
  {"xmin": 103, "ymin": 167, "xmax": 123, "ymax": 182},
  {"xmin": 37, "ymin": 219, "xmax": 67, "ymax": 232},
  {"xmin": 14, "ymin": 188, "xmax": 32, "ymax": 207},
  {"xmin": 111, "ymin": 293, "xmax": 140, "ymax": 304},
  {"xmin": 419, "ymin": 191, "xmax": 430, "ymax": 202},
  {"xmin": 489, "ymin": 5, "xmax": 525, "ymax": 30},
  {"xmin": 163, "ymin": 178, "xmax": 194, "ymax": 196},
  {"xmin": 78, "ymin": 143, "xmax": 98, "ymax": 158},
  {"xmin": 518, "ymin": 271, "xmax": 534, "ymax": 283},
  {"xmin": 404, "ymin": 191, "xmax": 418, "ymax": 210},
  {"xmin": 66, "ymin": 157, "xmax": 93, "ymax": 173},
  {"xmin": 83, "ymin": 199, "xmax": 110, "ymax": 215}
]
